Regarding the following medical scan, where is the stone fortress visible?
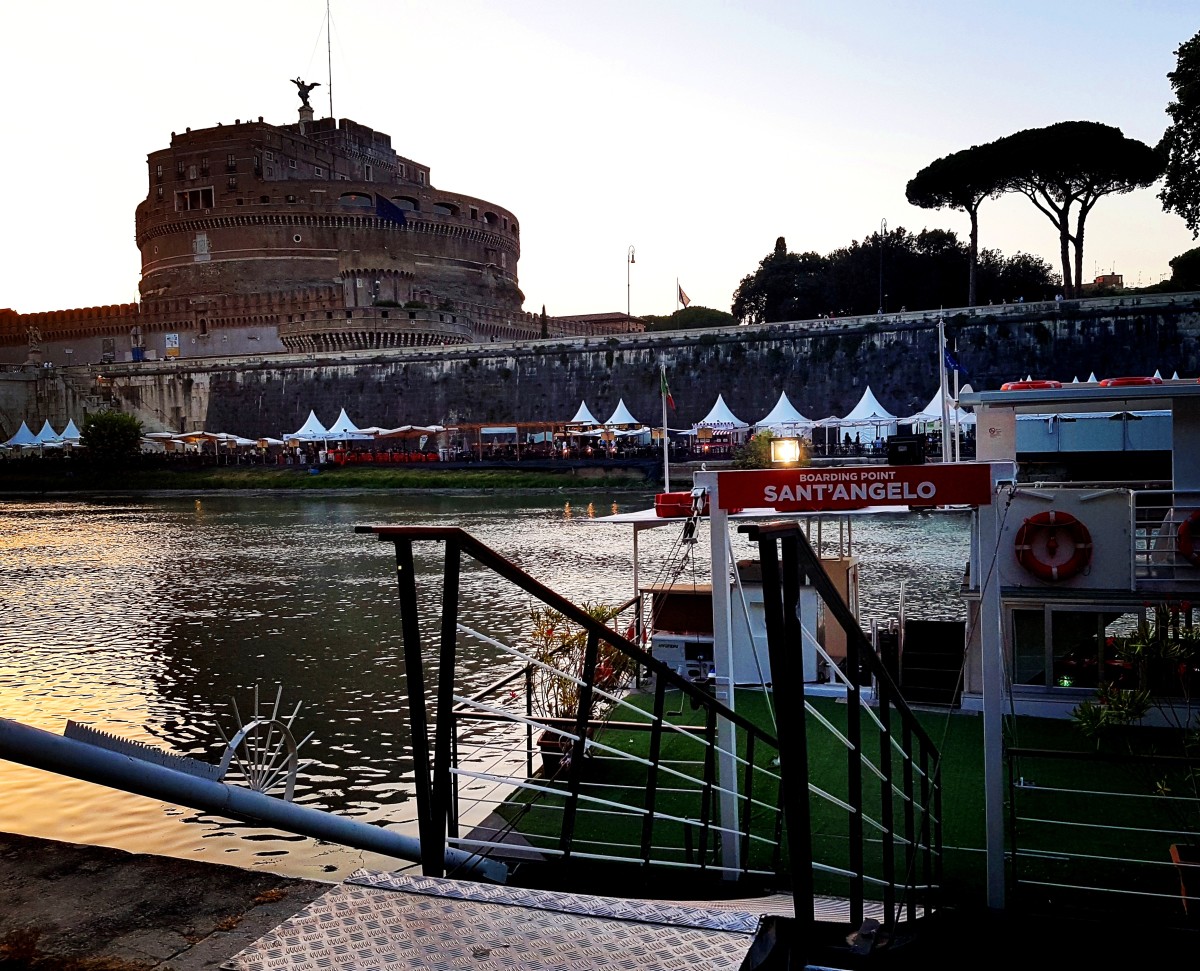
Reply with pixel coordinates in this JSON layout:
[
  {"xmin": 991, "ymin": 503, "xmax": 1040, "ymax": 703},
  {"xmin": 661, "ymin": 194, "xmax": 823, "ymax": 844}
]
[{"xmin": 0, "ymin": 93, "xmax": 640, "ymax": 368}]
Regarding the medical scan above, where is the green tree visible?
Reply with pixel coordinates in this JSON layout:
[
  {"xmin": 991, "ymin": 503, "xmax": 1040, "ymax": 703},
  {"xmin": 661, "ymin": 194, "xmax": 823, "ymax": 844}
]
[
  {"xmin": 991, "ymin": 122, "xmax": 1162, "ymax": 296},
  {"xmin": 1159, "ymin": 30, "xmax": 1200, "ymax": 237},
  {"xmin": 81, "ymin": 410, "xmax": 143, "ymax": 463},
  {"xmin": 1170, "ymin": 246, "xmax": 1200, "ymax": 288},
  {"xmin": 640, "ymin": 306, "xmax": 737, "ymax": 331},
  {"xmin": 906, "ymin": 144, "xmax": 1006, "ymax": 306},
  {"xmin": 732, "ymin": 237, "xmax": 828, "ymax": 323},
  {"xmin": 732, "ymin": 430, "xmax": 811, "ymax": 470}
]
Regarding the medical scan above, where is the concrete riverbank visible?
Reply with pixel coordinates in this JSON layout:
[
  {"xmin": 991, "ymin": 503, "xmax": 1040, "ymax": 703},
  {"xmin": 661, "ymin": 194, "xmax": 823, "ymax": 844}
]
[{"xmin": 0, "ymin": 833, "xmax": 330, "ymax": 970}]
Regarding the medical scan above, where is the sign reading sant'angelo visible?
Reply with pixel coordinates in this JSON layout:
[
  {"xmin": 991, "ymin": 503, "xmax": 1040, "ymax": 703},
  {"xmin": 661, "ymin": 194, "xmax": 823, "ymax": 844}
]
[{"xmin": 715, "ymin": 463, "xmax": 995, "ymax": 512}]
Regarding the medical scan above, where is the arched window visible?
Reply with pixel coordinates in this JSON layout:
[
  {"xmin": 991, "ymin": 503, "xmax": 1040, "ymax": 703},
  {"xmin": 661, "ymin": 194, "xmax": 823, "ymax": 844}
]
[
  {"xmin": 483, "ymin": 211, "xmax": 498, "ymax": 225},
  {"xmin": 432, "ymin": 202, "xmax": 459, "ymax": 217},
  {"xmin": 391, "ymin": 196, "xmax": 419, "ymax": 211},
  {"xmin": 338, "ymin": 192, "xmax": 373, "ymax": 208}
]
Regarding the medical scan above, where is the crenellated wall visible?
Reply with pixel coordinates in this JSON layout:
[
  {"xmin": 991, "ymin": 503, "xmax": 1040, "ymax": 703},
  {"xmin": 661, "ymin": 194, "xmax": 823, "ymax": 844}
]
[{"xmin": 7, "ymin": 294, "xmax": 1199, "ymax": 440}]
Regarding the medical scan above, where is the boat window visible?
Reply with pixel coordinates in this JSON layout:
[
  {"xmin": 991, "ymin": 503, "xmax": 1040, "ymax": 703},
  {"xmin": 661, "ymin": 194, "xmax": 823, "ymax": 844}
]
[
  {"xmin": 1012, "ymin": 609, "xmax": 1046, "ymax": 686},
  {"xmin": 1014, "ymin": 607, "xmax": 1146, "ymax": 691}
]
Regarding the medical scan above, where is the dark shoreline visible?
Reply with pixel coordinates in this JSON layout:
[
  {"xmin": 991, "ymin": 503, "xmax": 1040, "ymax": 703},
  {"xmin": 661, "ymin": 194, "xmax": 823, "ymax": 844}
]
[{"xmin": 0, "ymin": 832, "xmax": 330, "ymax": 970}]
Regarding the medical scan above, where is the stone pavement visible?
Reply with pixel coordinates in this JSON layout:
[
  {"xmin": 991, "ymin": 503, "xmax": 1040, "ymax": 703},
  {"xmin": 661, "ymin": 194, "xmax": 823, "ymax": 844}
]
[{"xmin": 0, "ymin": 833, "xmax": 331, "ymax": 970}]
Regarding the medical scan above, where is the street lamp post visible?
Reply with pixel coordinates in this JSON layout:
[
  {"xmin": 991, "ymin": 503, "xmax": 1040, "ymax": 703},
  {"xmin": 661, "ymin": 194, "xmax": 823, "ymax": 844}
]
[
  {"xmin": 627, "ymin": 245, "xmax": 636, "ymax": 319},
  {"xmin": 879, "ymin": 218, "xmax": 887, "ymax": 313}
]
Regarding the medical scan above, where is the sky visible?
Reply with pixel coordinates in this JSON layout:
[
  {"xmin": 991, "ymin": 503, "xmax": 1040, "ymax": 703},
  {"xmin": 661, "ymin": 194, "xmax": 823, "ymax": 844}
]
[{"xmin": 1, "ymin": 1, "xmax": 1196, "ymax": 319}]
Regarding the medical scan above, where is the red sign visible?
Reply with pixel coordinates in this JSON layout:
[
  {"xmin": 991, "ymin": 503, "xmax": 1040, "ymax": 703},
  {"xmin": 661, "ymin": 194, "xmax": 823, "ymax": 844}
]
[{"xmin": 714, "ymin": 463, "xmax": 996, "ymax": 512}]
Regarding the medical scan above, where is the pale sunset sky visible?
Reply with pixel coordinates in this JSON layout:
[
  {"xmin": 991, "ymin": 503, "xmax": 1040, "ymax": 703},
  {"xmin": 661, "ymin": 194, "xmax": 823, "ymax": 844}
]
[{"xmin": 0, "ymin": 1, "xmax": 1195, "ymax": 318}]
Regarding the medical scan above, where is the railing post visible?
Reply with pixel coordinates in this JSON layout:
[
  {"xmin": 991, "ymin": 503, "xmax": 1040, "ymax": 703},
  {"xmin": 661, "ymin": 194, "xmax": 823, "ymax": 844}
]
[
  {"xmin": 392, "ymin": 538, "xmax": 441, "ymax": 876},
  {"xmin": 902, "ymin": 719, "xmax": 916, "ymax": 923},
  {"xmin": 640, "ymin": 676, "xmax": 667, "ymax": 866},
  {"xmin": 559, "ymin": 630, "xmax": 599, "ymax": 865},
  {"xmin": 753, "ymin": 526, "xmax": 815, "ymax": 928},
  {"xmin": 878, "ymin": 677, "xmax": 895, "ymax": 927},
  {"xmin": 433, "ymin": 539, "xmax": 461, "ymax": 851}
]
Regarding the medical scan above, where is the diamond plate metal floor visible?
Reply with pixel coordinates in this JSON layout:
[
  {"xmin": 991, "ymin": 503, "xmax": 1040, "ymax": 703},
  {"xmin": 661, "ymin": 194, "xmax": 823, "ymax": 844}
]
[{"xmin": 224, "ymin": 870, "xmax": 763, "ymax": 971}]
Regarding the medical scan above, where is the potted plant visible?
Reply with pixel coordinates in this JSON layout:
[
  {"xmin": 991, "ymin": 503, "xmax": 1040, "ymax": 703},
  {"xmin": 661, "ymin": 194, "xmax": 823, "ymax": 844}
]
[{"xmin": 526, "ymin": 602, "xmax": 634, "ymax": 776}]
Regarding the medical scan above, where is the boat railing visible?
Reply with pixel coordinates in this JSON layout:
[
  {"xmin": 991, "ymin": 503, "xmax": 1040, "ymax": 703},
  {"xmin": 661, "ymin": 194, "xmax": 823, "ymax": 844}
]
[
  {"xmin": 357, "ymin": 523, "xmax": 943, "ymax": 963},
  {"xmin": 1007, "ymin": 744, "xmax": 1200, "ymax": 925},
  {"xmin": 1132, "ymin": 488, "xmax": 1200, "ymax": 588}
]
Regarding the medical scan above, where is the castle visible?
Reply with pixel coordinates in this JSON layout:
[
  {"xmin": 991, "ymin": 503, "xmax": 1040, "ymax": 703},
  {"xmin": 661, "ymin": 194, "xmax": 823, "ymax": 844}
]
[{"xmin": 0, "ymin": 99, "xmax": 641, "ymax": 367}]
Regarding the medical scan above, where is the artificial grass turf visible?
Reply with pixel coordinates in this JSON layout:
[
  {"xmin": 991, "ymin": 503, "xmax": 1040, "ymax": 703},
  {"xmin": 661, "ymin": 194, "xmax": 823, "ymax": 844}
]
[{"xmin": 489, "ymin": 689, "xmax": 1192, "ymax": 910}]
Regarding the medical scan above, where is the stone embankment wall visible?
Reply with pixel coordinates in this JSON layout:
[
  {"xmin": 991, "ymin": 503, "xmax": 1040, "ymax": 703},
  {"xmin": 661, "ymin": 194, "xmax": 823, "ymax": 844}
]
[{"xmin": 9, "ymin": 294, "xmax": 1200, "ymax": 439}]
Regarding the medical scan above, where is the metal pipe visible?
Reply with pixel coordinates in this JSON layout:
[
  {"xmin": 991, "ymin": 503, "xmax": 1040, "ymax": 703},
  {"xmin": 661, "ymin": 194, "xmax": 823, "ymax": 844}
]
[{"xmin": 0, "ymin": 717, "xmax": 506, "ymax": 883}]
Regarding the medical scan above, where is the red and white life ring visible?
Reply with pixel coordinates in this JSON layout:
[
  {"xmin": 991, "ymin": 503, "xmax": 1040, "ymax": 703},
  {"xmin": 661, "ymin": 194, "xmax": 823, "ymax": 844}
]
[
  {"xmin": 1001, "ymin": 380, "xmax": 1062, "ymax": 391},
  {"xmin": 1014, "ymin": 510, "xmax": 1093, "ymax": 582},
  {"xmin": 1178, "ymin": 511, "xmax": 1200, "ymax": 567}
]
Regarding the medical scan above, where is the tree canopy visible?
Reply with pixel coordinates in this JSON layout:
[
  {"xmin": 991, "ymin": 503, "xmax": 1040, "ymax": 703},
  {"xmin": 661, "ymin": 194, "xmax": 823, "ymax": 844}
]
[
  {"xmin": 906, "ymin": 144, "xmax": 1006, "ymax": 306},
  {"xmin": 991, "ymin": 121, "xmax": 1162, "ymax": 296},
  {"xmin": 639, "ymin": 306, "xmax": 737, "ymax": 331},
  {"xmin": 81, "ymin": 410, "xmax": 142, "ymax": 463},
  {"xmin": 730, "ymin": 231, "xmax": 1056, "ymax": 322},
  {"xmin": 1159, "ymin": 29, "xmax": 1200, "ymax": 238}
]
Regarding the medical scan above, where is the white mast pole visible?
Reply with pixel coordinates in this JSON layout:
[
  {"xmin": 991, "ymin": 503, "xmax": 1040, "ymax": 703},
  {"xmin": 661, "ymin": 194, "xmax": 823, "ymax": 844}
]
[
  {"xmin": 937, "ymin": 314, "xmax": 951, "ymax": 464},
  {"xmin": 661, "ymin": 362, "xmax": 670, "ymax": 492}
]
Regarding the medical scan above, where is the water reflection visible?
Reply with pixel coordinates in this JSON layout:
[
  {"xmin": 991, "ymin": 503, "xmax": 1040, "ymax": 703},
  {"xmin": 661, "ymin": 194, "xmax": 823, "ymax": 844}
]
[{"xmin": 0, "ymin": 493, "xmax": 969, "ymax": 879}]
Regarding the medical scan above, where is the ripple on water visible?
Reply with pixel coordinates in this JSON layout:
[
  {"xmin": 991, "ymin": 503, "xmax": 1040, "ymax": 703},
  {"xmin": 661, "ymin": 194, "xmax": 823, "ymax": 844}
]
[{"xmin": 0, "ymin": 493, "xmax": 969, "ymax": 878}]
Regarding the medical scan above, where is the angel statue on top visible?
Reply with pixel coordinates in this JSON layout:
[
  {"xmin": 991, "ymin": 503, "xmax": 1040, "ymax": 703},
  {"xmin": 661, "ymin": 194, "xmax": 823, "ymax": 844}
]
[{"xmin": 292, "ymin": 77, "xmax": 320, "ymax": 109}]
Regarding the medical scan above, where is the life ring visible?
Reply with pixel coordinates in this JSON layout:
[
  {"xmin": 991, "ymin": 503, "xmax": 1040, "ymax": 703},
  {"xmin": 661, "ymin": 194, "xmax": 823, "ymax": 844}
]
[
  {"xmin": 1098, "ymin": 376, "xmax": 1162, "ymax": 387},
  {"xmin": 1014, "ymin": 510, "xmax": 1093, "ymax": 581},
  {"xmin": 1178, "ymin": 511, "xmax": 1200, "ymax": 567},
  {"xmin": 1001, "ymin": 380, "xmax": 1062, "ymax": 391}
]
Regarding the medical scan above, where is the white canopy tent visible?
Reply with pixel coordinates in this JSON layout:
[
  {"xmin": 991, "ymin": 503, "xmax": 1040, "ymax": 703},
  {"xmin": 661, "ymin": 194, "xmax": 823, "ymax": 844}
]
[
  {"xmin": 33, "ymin": 420, "xmax": 63, "ymax": 445},
  {"xmin": 902, "ymin": 390, "xmax": 976, "ymax": 428},
  {"xmin": 819, "ymin": 386, "xmax": 898, "ymax": 437},
  {"xmin": 604, "ymin": 399, "xmax": 642, "ymax": 427},
  {"xmin": 4, "ymin": 422, "xmax": 39, "ymax": 448},
  {"xmin": 285, "ymin": 410, "xmax": 330, "ymax": 442},
  {"xmin": 61, "ymin": 419, "xmax": 82, "ymax": 443},
  {"xmin": 755, "ymin": 392, "xmax": 813, "ymax": 436},
  {"xmin": 568, "ymin": 401, "xmax": 601, "ymax": 426},
  {"xmin": 694, "ymin": 394, "xmax": 748, "ymax": 431},
  {"xmin": 324, "ymin": 408, "xmax": 372, "ymax": 441}
]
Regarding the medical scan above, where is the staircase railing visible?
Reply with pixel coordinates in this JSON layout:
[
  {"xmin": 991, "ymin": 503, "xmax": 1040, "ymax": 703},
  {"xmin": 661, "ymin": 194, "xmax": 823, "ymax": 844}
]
[{"xmin": 358, "ymin": 522, "xmax": 942, "ymax": 952}]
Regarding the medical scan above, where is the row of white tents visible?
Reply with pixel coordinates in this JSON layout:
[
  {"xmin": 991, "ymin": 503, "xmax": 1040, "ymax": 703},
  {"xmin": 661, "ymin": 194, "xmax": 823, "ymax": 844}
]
[
  {"xmin": 568, "ymin": 387, "xmax": 974, "ymax": 440},
  {"xmin": 2, "ymin": 419, "xmax": 82, "ymax": 449}
]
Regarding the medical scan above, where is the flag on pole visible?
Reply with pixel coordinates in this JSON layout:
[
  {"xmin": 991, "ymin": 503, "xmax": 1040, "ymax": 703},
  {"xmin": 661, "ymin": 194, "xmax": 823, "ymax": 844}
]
[
  {"xmin": 660, "ymin": 366, "xmax": 675, "ymax": 410},
  {"xmin": 944, "ymin": 346, "xmax": 969, "ymax": 378},
  {"xmin": 677, "ymin": 284, "xmax": 691, "ymax": 308}
]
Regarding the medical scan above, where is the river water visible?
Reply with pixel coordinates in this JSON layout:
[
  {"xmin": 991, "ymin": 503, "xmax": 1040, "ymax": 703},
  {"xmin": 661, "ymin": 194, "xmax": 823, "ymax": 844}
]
[{"xmin": 0, "ymin": 490, "xmax": 970, "ymax": 880}]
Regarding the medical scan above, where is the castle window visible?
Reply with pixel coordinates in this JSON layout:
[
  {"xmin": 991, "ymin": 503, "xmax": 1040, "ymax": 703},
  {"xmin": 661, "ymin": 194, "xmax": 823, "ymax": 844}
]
[
  {"xmin": 265, "ymin": 151, "xmax": 274, "ymax": 161},
  {"xmin": 315, "ymin": 166, "xmax": 323, "ymax": 177},
  {"xmin": 176, "ymin": 160, "xmax": 185, "ymax": 178},
  {"xmin": 266, "ymin": 166, "xmax": 273, "ymax": 177},
  {"xmin": 175, "ymin": 187, "xmax": 215, "ymax": 210},
  {"xmin": 226, "ymin": 153, "xmax": 236, "ymax": 172},
  {"xmin": 483, "ymin": 211, "xmax": 498, "ymax": 225},
  {"xmin": 254, "ymin": 156, "xmax": 262, "ymax": 176},
  {"xmin": 433, "ymin": 202, "xmax": 458, "ymax": 217},
  {"xmin": 260, "ymin": 195, "xmax": 269, "ymax": 203},
  {"xmin": 228, "ymin": 177, "xmax": 237, "ymax": 190},
  {"xmin": 397, "ymin": 164, "xmax": 406, "ymax": 178},
  {"xmin": 286, "ymin": 194, "xmax": 297, "ymax": 203},
  {"xmin": 155, "ymin": 164, "xmax": 163, "ymax": 182},
  {"xmin": 289, "ymin": 159, "xmax": 297, "ymax": 169},
  {"xmin": 365, "ymin": 164, "xmax": 373, "ymax": 181},
  {"xmin": 469, "ymin": 207, "xmax": 478, "ymax": 220},
  {"xmin": 338, "ymin": 192, "xmax": 373, "ymax": 208},
  {"xmin": 198, "ymin": 318, "xmax": 208, "ymax": 336},
  {"xmin": 188, "ymin": 164, "xmax": 198, "ymax": 180},
  {"xmin": 200, "ymin": 157, "xmax": 209, "ymax": 176},
  {"xmin": 391, "ymin": 196, "xmax": 418, "ymax": 211}
]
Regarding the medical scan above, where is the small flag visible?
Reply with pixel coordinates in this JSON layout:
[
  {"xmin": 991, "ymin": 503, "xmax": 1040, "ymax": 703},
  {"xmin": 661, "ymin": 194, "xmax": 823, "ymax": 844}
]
[
  {"xmin": 374, "ymin": 194, "xmax": 409, "ymax": 225},
  {"xmin": 944, "ymin": 347, "xmax": 969, "ymax": 378},
  {"xmin": 660, "ymin": 367, "xmax": 676, "ymax": 410},
  {"xmin": 677, "ymin": 284, "xmax": 691, "ymax": 308}
]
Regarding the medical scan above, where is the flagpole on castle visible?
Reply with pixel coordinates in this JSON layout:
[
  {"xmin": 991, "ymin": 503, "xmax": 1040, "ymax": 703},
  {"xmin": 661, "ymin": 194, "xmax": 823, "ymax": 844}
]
[
  {"xmin": 675, "ymin": 278, "xmax": 680, "ymax": 315},
  {"xmin": 937, "ymin": 313, "xmax": 951, "ymax": 464}
]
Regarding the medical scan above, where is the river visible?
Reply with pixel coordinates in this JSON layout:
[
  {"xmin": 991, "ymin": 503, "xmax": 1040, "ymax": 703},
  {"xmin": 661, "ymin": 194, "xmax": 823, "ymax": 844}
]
[{"xmin": 0, "ymin": 490, "xmax": 970, "ymax": 879}]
